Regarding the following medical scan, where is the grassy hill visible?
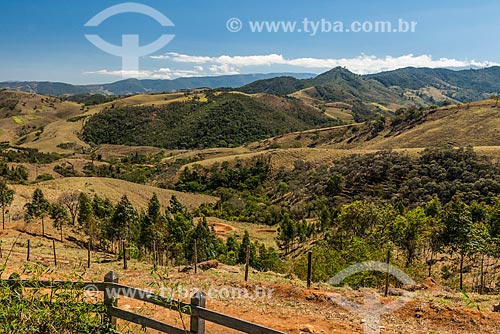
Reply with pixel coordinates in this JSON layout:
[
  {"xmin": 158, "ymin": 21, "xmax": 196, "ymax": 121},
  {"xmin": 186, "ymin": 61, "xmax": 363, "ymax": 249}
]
[
  {"xmin": 240, "ymin": 67, "xmax": 415, "ymax": 121},
  {"xmin": 247, "ymin": 99, "xmax": 500, "ymax": 151},
  {"xmin": 9, "ymin": 177, "xmax": 217, "ymax": 219},
  {"xmin": 0, "ymin": 90, "xmax": 216, "ymax": 154},
  {"xmin": 0, "ymin": 90, "xmax": 89, "ymax": 153},
  {"xmin": 239, "ymin": 66, "xmax": 500, "ymax": 121},
  {"xmin": 165, "ymin": 99, "xmax": 500, "ymax": 174},
  {"xmin": 82, "ymin": 92, "xmax": 340, "ymax": 149}
]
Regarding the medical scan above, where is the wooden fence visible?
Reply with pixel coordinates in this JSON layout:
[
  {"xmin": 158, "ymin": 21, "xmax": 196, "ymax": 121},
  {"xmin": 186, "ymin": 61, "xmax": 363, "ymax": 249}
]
[{"xmin": 4, "ymin": 271, "xmax": 285, "ymax": 334}]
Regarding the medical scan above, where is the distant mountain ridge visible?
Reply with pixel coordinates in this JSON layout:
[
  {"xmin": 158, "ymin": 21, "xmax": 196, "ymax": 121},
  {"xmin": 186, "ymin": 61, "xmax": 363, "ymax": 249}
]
[
  {"xmin": 3, "ymin": 66, "xmax": 500, "ymax": 119},
  {"xmin": 366, "ymin": 66, "xmax": 500, "ymax": 102},
  {"xmin": 237, "ymin": 66, "xmax": 500, "ymax": 121},
  {"xmin": 0, "ymin": 73, "xmax": 315, "ymax": 96},
  {"xmin": 241, "ymin": 66, "xmax": 500, "ymax": 102}
]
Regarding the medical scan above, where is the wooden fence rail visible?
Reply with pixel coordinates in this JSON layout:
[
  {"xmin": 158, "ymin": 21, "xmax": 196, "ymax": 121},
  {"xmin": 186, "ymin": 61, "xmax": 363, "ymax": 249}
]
[{"xmin": 3, "ymin": 271, "xmax": 285, "ymax": 334}]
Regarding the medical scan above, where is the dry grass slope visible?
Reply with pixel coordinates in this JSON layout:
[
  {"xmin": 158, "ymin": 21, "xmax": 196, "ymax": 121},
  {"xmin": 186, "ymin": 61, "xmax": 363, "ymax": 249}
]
[
  {"xmin": 0, "ymin": 91, "xmax": 86, "ymax": 153},
  {"xmin": 9, "ymin": 177, "xmax": 218, "ymax": 219}
]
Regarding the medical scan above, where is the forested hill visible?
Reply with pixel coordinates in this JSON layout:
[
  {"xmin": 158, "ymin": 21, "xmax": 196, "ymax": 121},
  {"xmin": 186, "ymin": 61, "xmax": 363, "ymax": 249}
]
[
  {"xmin": 82, "ymin": 92, "xmax": 340, "ymax": 149},
  {"xmin": 239, "ymin": 66, "xmax": 500, "ymax": 110}
]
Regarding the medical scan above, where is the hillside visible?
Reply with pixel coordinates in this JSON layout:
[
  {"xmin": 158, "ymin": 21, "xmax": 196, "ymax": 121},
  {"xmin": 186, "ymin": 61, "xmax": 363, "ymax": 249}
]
[
  {"xmin": 368, "ymin": 66, "xmax": 500, "ymax": 102},
  {"xmin": 238, "ymin": 76, "xmax": 307, "ymax": 95},
  {"xmin": 248, "ymin": 99, "xmax": 500, "ymax": 152},
  {"xmin": 239, "ymin": 66, "xmax": 500, "ymax": 121},
  {"xmin": 240, "ymin": 67, "xmax": 416, "ymax": 121},
  {"xmin": 82, "ymin": 92, "xmax": 340, "ymax": 149},
  {"xmin": 0, "ymin": 90, "xmax": 218, "ymax": 153},
  {"xmin": 0, "ymin": 90, "xmax": 89, "ymax": 153},
  {"xmin": 8, "ymin": 177, "xmax": 217, "ymax": 220}
]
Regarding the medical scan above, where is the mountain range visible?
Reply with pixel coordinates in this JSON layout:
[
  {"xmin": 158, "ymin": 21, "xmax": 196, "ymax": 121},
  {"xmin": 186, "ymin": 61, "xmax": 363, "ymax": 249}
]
[
  {"xmin": 241, "ymin": 66, "xmax": 500, "ymax": 103},
  {"xmin": 236, "ymin": 66, "xmax": 500, "ymax": 121},
  {"xmin": 0, "ymin": 73, "xmax": 314, "ymax": 96},
  {"xmin": 4, "ymin": 66, "xmax": 500, "ymax": 122},
  {"xmin": 1, "ymin": 67, "xmax": 500, "ymax": 102}
]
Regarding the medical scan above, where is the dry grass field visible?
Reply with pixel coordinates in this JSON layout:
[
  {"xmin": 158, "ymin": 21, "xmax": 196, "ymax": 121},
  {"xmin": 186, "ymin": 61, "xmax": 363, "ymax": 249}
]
[
  {"xmin": 0, "ymin": 91, "xmax": 87, "ymax": 153},
  {"xmin": 7, "ymin": 177, "xmax": 217, "ymax": 221}
]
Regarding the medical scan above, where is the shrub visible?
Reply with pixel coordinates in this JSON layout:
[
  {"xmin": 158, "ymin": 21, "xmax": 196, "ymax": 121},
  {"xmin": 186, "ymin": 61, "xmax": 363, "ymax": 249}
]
[{"xmin": 35, "ymin": 173, "xmax": 54, "ymax": 182}]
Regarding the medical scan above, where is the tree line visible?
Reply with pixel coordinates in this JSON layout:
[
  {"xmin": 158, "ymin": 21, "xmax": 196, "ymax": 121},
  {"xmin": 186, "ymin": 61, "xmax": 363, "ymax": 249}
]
[
  {"xmin": 15, "ymin": 187, "xmax": 283, "ymax": 273},
  {"xmin": 176, "ymin": 146, "xmax": 500, "ymax": 291}
]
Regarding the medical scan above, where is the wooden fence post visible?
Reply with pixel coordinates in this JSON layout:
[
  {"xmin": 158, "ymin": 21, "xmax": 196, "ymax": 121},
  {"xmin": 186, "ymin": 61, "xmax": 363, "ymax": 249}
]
[
  {"xmin": 194, "ymin": 239, "xmax": 198, "ymax": 274},
  {"xmin": 384, "ymin": 249, "xmax": 391, "ymax": 297},
  {"xmin": 104, "ymin": 271, "xmax": 119, "ymax": 327},
  {"xmin": 190, "ymin": 291, "xmax": 206, "ymax": 334},
  {"xmin": 153, "ymin": 240, "xmax": 157, "ymax": 267},
  {"xmin": 480, "ymin": 254, "xmax": 485, "ymax": 295},
  {"xmin": 307, "ymin": 251, "xmax": 313, "ymax": 288},
  {"xmin": 87, "ymin": 238, "xmax": 91, "ymax": 269},
  {"xmin": 26, "ymin": 240, "xmax": 30, "ymax": 261},
  {"xmin": 52, "ymin": 240, "xmax": 57, "ymax": 267},
  {"xmin": 244, "ymin": 245, "xmax": 250, "ymax": 282},
  {"xmin": 122, "ymin": 240, "xmax": 127, "ymax": 270}
]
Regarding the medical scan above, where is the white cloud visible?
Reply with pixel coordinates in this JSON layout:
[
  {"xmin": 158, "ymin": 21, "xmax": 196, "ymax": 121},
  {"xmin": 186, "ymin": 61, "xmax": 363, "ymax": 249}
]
[
  {"xmin": 84, "ymin": 67, "xmax": 208, "ymax": 80},
  {"xmin": 209, "ymin": 64, "xmax": 240, "ymax": 75},
  {"xmin": 152, "ymin": 52, "xmax": 498, "ymax": 75},
  {"xmin": 85, "ymin": 53, "xmax": 498, "ymax": 80}
]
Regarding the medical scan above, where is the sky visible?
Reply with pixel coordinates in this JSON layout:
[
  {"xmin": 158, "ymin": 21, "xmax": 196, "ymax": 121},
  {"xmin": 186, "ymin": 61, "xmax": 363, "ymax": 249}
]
[{"xmin": 1, "ymin": 0, "xmax": 499, "ymax": 84}]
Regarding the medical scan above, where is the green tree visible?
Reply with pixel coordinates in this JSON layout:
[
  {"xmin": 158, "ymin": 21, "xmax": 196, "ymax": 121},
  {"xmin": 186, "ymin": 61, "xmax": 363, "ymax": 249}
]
[
  {"xmin": 189, "ymin": 217, "xmax": 217, "ymax": 262},
  {"xmin": 424, "ymin": 197, "xmax": 444, "ymax": 277},
  {"xmin": 276, "ymin": 212, "xmax": 295, "ymax": 253},
  {"xmin": 166, "ymin": 211, "xmax": 194, "ymax": 263},
  {"xmin": 110, "ymin": 195, "xmax": 139, "ymax": 244},
  {"xmin": 257, "ymin": 244, "xmax": 283, "ymax": 272},
  {"xmin": 440, "ymin": 196, "xmax": 477, "ymax": 290},
  {"xmin": 140, "ymin": 193, "xmax": 162, "ymax": 250},
  {"xmin": 50, "ymin": 203, "xmax": 69, "ymax": 241},
  {"xmin": 0, "ymin": 180, "xmax": 14, "ymax": 229},
  {"xmin": 487, "ymin": 196, "xmax": 500, "ymax": 255},
  {"xmin": 25, "ymin": 188, "xmax": 50, "ymax": 236},
  {"xmin": 168, "ymin": 195, "xmax": 186, "ymax": 215},
  {"xmin": 491, "ymin": 94, "xmax": 500, "ymax": 107},
  {"xmin": 390, "ymin": 207, "xmax": 428, "ymax": 267},
  {"xmin": 78, "ymin": 193, "xmax": 95, "ymax": 237},
  {"xmin": 238, "ymin": 230, "xmax": 257, "ymax": 265}
]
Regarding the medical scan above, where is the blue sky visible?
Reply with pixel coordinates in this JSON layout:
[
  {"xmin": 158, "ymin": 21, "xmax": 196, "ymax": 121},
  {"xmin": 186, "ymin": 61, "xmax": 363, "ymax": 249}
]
[{"xmin": 1, "ymin": 0, "xmax": 499, "ymax": 84}]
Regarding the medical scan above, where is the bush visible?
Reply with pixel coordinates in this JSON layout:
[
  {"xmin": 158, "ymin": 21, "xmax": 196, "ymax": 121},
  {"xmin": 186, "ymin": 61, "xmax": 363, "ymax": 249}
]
[
  {"xmin": 35, "ymin": 173, "xmax": 54, "ymax": 182},
  {"xmin": 0, "ymin": 277, "xmax": 116, "ymax": 334}
]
